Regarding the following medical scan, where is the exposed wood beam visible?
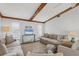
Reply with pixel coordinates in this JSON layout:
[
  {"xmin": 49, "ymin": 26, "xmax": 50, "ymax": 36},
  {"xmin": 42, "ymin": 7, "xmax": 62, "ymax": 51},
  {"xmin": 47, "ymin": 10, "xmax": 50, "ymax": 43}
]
[
  {"xmin": 2, "ymin": 15, "xmax": 44, "ymax": 23},
  {"xmin": 29, "ymin": 3, "xmax": 47, "ymax": 21},
  {"xmin": 0, "ymin": 12, "xmax": 44, "ymax": 23},
  {"xmin": 0, "ymin": 12, "xmax": 3, "ymax": 17},
  {"xmin": 44, "ymin": 3, "xmax": 79, "ymax": 23}
]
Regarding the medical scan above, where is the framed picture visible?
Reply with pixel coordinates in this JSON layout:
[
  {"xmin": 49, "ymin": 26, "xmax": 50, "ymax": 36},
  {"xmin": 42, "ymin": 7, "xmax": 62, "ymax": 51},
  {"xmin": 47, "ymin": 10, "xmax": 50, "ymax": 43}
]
[{"xmin": 24, "ymin": 26, "xmax": 33, "ymax": 34}]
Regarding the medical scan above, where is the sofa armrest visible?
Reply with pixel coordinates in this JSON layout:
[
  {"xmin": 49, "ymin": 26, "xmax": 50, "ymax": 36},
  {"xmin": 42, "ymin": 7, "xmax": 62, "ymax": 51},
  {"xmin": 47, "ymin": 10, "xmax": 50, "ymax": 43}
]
[
  {"xmin": 6, "ymin": 40, "xmax": 20, "ymax": 48},
  {"xmin": 58, "ymin": 45, "xmax": 79, "ymax": 56},
  {"xmin": 40, "ymin": 37, "xmax": 61, "ymax": 45}
]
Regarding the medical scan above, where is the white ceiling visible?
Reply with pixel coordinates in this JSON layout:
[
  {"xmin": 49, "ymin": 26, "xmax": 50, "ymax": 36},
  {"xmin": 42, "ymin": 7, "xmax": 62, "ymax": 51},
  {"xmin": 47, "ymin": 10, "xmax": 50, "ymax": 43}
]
[
  {"xmin": 0, "ymin": 3, "xmax": 76, "ymax": 22},
  {"xmin": 33, "ymin": 3, "xmax": 75, "ymax": 22},
  {"xmin": 0, "ymin": 3, "xmax": 41, "ymax": 20}
]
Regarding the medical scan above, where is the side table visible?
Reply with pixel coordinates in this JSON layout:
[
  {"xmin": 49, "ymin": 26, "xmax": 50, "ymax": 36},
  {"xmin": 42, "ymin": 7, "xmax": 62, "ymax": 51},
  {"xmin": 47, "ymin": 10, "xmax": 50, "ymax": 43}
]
[{"xmin": 61, "ymin": 41, "xmax": 73, "ymax": 48}]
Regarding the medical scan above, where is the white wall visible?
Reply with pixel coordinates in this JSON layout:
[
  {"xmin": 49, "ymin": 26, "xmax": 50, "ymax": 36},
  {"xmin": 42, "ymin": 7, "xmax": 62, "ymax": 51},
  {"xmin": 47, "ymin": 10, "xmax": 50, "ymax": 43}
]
[
  {"xmin": 19, "ymin": 20, "xmax": 44, "ymax": 40},
  {"xmin": 45, "ymin": 7, "xmax": 79, "ymax": 40},
  {"xmin": 0, "ymin": 18, "xmax": 44, "ymax": 42}
]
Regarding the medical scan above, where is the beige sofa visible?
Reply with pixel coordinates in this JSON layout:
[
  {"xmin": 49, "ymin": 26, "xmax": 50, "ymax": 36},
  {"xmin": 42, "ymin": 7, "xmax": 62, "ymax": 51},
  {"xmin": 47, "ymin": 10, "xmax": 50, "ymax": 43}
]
[
  {"xmin": 58, "ymin": 40, "xmax": 79, "ymax": 56},
  {"xmin": 40, "ymin": 37, "xmax": 61, "ymax": 45},
  {"xmin": 40, "ymin": 33, "xmax": 68, "ymax": 45},
  {"xmin": 0, "ymin": 35, "xmax": 24, "ymax": 56}
]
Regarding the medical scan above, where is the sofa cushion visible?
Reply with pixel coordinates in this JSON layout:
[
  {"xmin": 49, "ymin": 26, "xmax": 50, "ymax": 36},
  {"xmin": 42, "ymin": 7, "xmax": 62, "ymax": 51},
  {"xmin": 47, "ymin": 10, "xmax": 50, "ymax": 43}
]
[
  {"xmin": 57, "ymin": 35, "xmax": 68, "ymax": 41},
  {"xmin": 49, "ymin": 34, "xmax": 57, "ymax": 39},
  {"xmin": 0, "ymin": 38, "xmax": 5, "ymax": 44},
  {"xmin": 48, "ymin": 39, "xmax": 61, "ymax": 45},
  {"xmin": 43, "ymin": 38, "xmax": 61, "ymax": 45},
  {"xmin": 58, "ymin": 39, "xmax": 69, "ymax": 42},
  {"xmin": 5, "ymin": 35, "xmax": 16, "ymax": 44},
  {"xmin": 58, "ymin": 35, "xmax": 68, "ymax": 39},
  {"xmin": 0, "ymin": 43, "xmax": 8, "ymax": 55},
  {"xmin": 40, "ymin": 37, "xmax": 61, "ymax": 45},
  {"xmin": 44, "ymin": 33, "xmax": 49, "ymax": 38}
]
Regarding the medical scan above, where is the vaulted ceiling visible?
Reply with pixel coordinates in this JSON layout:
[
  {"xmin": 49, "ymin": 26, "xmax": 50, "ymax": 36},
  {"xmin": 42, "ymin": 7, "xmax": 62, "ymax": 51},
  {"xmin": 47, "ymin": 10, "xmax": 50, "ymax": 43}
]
[{"xmin": 0, "ymin": 3, "xmax": 79, "ymax": 23}]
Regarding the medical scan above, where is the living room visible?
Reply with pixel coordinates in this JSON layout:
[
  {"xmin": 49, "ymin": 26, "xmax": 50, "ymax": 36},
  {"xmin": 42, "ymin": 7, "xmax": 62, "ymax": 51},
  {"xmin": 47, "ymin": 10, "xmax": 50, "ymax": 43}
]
[{"xmin": 0, "ymin": 3, "xmax": 79, "ymax": 56}]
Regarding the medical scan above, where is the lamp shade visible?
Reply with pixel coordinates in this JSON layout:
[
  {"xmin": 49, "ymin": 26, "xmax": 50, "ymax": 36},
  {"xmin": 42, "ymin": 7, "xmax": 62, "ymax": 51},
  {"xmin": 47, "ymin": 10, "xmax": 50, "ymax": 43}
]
[
  {"xmin": 68, "ymin": 32, "xmax": 77, "ymax": 36},
  {"xmin": 2, "ymin": 25, "xmax": 9, "ymax": 32}
]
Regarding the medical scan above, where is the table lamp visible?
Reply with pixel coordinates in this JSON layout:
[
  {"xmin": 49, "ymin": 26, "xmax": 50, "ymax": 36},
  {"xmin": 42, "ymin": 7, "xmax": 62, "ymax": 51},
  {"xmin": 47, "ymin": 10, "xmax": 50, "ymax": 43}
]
[
  {"xmin": 68, "ymin": 32, "xmax": 77, "ymax": 43},
  {"xmin": 2, "ymin": 24, "xmax": 9, "ymax": 35},
  {"xmin": 68, "ymin": 32, "xmax": 77, "ymax": 36}
]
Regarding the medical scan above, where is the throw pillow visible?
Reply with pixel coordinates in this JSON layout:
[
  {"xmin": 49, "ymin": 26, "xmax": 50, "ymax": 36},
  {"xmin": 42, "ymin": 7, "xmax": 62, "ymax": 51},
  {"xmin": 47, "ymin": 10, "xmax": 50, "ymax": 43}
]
[
  {"xmin": 49, "ymin": 34, "xmax": 57, "ymax": 39},
  {"xmin": 5, "ymin": 35, "xmax": 16, "ymax": 44},
  {"xmin": 0, "ymin": 43, "xmax": 8, "ymax": 55},
  {"xmin": 57, "ymin": 35, "xmax": 68, "ymax": 41},
  {"xmin": 44, "ymin": 33, "xmax": 49, "ymax": 38}
]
